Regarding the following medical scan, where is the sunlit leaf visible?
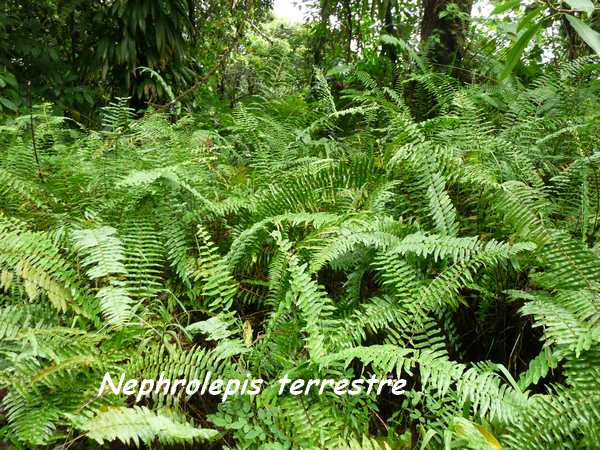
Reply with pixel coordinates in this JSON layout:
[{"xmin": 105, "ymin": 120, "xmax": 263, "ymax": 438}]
[
  {"xmin": 565, "ymin": 14, "xmax": 600, "ymax": 56},
  {"xmin": 500, "ymin": 22, "xmax": 542, "ymax": 79}
]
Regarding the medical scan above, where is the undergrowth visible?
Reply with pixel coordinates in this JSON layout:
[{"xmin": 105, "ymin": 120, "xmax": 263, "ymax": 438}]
[{"xmin": 1, "ymin": 58, "xmax": 600, "ymax": 449}]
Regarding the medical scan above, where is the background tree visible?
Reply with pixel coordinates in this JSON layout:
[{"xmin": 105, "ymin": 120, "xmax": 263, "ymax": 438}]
[
  {"xmin": 420, "ymin": 0, "xmax": 473, "ymax": 74},
  {"xmin": 96, "ymin": 0, "xmax": 193, "ymax": 108},
  {"xmin": 0, "ymin": 0, "xmax": 103, "ymax": 115},
  {"xmin": 0, "ymin": 0, "xmax": 272, "ymax": 119}
]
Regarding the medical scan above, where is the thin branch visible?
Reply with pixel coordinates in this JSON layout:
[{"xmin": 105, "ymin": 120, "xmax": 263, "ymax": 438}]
[
  {"xmin": 27, "ymin": 81, "xmax": 44, "ymax": 182},
  {"xmin": 540, "ymin": 0, "xmax": 600, "ymax": 13},
  {"xmin": 555, "ymin": 6, "xmax": 600, "ymax": 12},
  {"xmin": 154, "ymin": 48, "xmax": 234, "ymax": 110},
  {"xmin": 154, "ymin": 12, "xmax": 250, "ymax": 111}
]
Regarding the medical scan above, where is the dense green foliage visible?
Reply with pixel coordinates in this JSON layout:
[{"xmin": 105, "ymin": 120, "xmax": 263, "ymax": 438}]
[
  {"xmin": 0, "ymin": 0, "xmax": 272, "ymax": 116},
  {"xmin": 1, "ymin": 50, "xmax": 600, "ymax": 448},
  {"xmin": 3, "ymin": 0, "xmax": 600, "ymax": 119},
  {"xmin": 2, "ymin": 0, "xmax": 600, "ymax": 448}
]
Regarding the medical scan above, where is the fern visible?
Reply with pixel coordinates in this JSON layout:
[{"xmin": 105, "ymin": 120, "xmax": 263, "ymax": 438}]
[
  {"xmin": 82, "ymin": 406, "xmax": 218, "ymax": 446},
  {"xmin": 1, "ymin": 56, "xmax": 600, "ymax": 449}
]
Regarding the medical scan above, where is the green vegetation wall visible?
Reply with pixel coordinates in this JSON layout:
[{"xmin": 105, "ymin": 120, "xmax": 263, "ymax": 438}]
[{"xmin": 1, "ymin": 1, "xmax": 600, "ymax": 449}]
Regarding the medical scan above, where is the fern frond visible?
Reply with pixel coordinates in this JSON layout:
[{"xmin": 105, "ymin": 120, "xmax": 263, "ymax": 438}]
[
  {"xmin": 504, "ymin": 387, "xmax": 600, "ymax": 449},
  {"xmin": 427, "ymin": 172, "xmax": 458, "ymax": 236},
  {"xmin": 82, "ymin": 406, "xmax": 218, "ymax": 446},
  {"xmin": 71, "ymin": 226, "xmax": 127, "ymax": 280},
  {"xmin": 192, "ymin": 224, "xmax": 238, "ymax": 312}
]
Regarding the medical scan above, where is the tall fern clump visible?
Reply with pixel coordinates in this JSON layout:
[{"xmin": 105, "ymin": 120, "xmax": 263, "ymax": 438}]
[{"xmin": 1, "ymin": 57, "xmax": 600, "ymax": 448}]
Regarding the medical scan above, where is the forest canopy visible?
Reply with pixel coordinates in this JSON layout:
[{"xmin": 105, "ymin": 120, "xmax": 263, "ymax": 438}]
[{"xmin": 1, "ymin": 0, "xmax": 600, "ymax": 449}]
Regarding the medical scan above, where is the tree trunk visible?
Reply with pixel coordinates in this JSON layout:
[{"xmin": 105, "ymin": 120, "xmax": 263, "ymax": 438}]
[
  {"xmin": 187, "ymin": 0, "xmax": 196, "ymax": 43},
  {"xmin": 313, "ymin": 0, "xmax": 331, "ymax": 67},
  {"xmin": 343, "ymin": 0, "xmax": 353, "ymax": 61},
  {"xmin": 420, "ymin": 0, "xmax": 472, "ymax": 74},
  {"xmin": 381, "ymin": 0, "xmax": 398, "ymax": 66}
]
